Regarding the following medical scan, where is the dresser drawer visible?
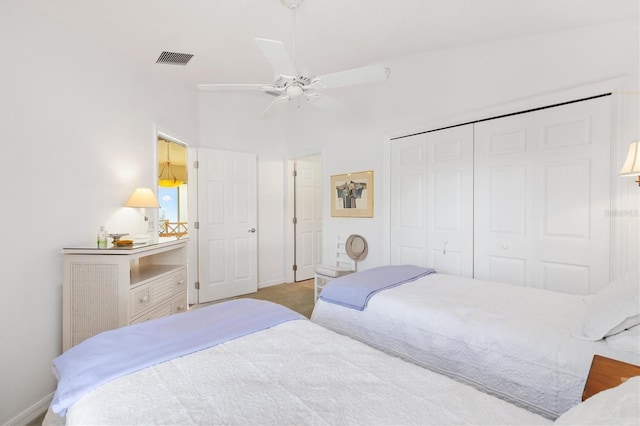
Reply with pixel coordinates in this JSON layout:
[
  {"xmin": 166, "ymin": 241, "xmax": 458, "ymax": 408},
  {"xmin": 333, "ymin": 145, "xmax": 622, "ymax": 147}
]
[
  {"xmin": 171, "ymin": 293, "xmax": 188, "ymax": 314},
  {"xmin": 130, "ymin": 268, "xmax": 186, "ymax": 317},
  {"xmin": 130, "ymin": 293, "xmax": 187, "ymax": 325}
]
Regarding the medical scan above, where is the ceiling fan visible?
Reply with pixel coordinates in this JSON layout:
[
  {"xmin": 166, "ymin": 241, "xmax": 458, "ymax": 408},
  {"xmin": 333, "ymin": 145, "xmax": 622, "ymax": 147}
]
[{"xmin": 197, "ymin": 0, "xmax": 390, "ymax": 118}]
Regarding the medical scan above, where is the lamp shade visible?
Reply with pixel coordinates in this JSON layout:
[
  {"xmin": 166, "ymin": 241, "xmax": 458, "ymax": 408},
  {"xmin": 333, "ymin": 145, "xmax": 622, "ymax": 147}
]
[
  {"xmin": 620, "ymin": 141, "xmax": 640, "ymax": 176},
  {"xmin": 125, "ymin": 187, "xmax": 160, "ymax": 208}
]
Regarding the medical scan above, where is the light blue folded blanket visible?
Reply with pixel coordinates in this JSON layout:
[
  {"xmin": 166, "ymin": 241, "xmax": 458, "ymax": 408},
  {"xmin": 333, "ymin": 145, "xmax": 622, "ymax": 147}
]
[
  {"xmin": 320, "ymin": 265, "xmax": 436, "ymax": 311},
  {"xmin": 51, "ymin": 298, "xmax": 304, "ymax": 416}
]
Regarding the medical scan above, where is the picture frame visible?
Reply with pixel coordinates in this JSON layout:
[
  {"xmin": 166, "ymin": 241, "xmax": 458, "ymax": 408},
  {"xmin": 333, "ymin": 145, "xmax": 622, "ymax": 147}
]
[{"xmin": 330, "ymin": 170, "xmax": 374, "ymax": 218}]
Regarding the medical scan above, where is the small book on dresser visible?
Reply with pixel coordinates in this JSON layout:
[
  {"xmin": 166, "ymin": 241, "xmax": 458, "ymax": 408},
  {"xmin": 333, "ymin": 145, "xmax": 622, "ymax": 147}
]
[{"xmin": 582, "ymin": 354, "xmax": 640, "ymax": 401}]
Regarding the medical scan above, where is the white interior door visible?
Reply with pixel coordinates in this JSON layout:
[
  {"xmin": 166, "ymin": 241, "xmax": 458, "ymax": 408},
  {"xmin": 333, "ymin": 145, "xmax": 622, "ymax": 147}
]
[
  {"xmin": 294, "ymin": 156, "xmax": 322, "ymax": 281},
  {"xmin": 474, "ymin": 96, "xmax": 611, "ymax": 294},
  {"xmin": 197, "ymin": 148, "xmax": 257, "ymax": 303},
  {"xmin": 390, "ymin": 125, "xmax": 473, "ymax": 275}
]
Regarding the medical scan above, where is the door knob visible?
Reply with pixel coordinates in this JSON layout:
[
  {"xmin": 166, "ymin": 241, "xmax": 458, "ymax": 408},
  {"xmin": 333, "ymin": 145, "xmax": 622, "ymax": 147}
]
[{"xmin": 248, "ymin": 228, "xmax": 256, "ymax": 233}]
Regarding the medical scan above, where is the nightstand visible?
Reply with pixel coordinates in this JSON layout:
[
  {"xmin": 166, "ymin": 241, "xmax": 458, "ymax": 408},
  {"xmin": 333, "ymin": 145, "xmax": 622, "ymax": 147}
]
[{"xmin": 582, "ymin": 354, "xmax": 640, "ymax": 401}]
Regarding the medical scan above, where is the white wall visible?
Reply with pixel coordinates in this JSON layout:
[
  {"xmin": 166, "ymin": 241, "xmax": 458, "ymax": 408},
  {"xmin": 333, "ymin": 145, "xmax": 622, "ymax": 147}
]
[
  {"xmin": 285, "ymin": 20, "xmax": 639, "ymax": 278},
  {"xmin": 0, "ymin": 3, "xmax": 198, "ymax": 424}
]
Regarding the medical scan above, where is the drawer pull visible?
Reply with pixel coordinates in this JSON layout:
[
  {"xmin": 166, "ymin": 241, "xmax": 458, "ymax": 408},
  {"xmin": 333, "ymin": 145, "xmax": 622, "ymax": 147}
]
[
  {"xmin": 140, "ymin": 295, "xmax": 149, "ymax": 304},
  {"xmin": 177, "ymin": 279, "xmax": 184, "ymax": 286},
  {"xmin": 176, "ymin": 304, "xmax": 185, "ymax": 311}
]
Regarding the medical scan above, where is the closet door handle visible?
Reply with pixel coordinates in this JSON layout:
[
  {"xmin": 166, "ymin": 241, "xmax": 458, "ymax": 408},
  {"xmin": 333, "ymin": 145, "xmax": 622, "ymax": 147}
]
[{"xmin": 248, "ymin": 228, "xmax": 256, "ymax": 233}]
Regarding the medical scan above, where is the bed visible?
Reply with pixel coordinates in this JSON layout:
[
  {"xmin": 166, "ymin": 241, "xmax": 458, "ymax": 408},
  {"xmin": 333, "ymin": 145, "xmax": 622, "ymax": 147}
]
[
  {"xmin": 311, "ymin": 265, "xmax": 640, "ymax": 419},
  {"xmin": 44, "ymin": 298, "xmax": 553, "ymax": 425},
  {"xmin": 44, "ymin": 298, "xmax": 639, "ymax": 426}
]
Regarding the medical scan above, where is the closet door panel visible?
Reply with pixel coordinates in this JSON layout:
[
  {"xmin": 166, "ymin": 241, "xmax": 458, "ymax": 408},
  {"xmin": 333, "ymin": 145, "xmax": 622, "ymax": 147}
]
[
  {"xmin": 543, "ymin": 160, "xmax": 591, "ymax": 238},
  {"xmin": 426, "ymin": 125, "xmax": 474, "ymax": 276},
  {"xmin": 488, "ymin": 256, "xmax": 527, "ymax": 286},
  {"xmin": 390, "ymin": 134, "xmax": 429, "ymax": 266},
  {"xmin": 474, "ymin": 96, "xmax": 611, "ymax": 294},
  {"xmin": 390, "ymin": 126, "xmax": 473, "ymax": 275},
  {"xmin": 488, "ymin": 165, "xmax": 527, "ymax": 235},
  {"xmin": 536, "ymin": 97, "xmax": 611, "ymax": 294},
  {"xmin": 474, "ymin": 113, "xmax": 533, "ymax": 285}
]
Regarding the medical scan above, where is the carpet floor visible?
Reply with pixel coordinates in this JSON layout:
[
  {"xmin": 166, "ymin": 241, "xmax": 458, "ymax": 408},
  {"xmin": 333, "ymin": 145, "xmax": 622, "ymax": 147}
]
[{"xmin": 195, "ymin": 279, "xmax": 316, "ymax": 318}]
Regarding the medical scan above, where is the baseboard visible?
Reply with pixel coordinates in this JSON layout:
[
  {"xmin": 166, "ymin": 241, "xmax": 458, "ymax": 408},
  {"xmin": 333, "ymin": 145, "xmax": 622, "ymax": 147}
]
[
  {"xmin": 6, "ymin": 393, "xmax": 53, "ymax": 426},
  {"xmin": 258, "ymin": 279, "xmax": 285, "ymax": 289}
]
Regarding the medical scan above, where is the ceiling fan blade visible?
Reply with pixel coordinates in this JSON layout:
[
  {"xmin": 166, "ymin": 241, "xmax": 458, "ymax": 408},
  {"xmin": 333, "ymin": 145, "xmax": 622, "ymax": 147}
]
[
  {"xmin": 315, "ymin": 65, "xmax": 390, "ymax": 90},
  {"xmin": 255, "ymin": 38, "xmax": 297, "ymax": 78},
  {"xmin": 197, "ymin": 84, "xmax": 270, "ymax": 92},
  {"xmin": 262, "ymin": 95, "xmax": 290, "ymax": 119}
]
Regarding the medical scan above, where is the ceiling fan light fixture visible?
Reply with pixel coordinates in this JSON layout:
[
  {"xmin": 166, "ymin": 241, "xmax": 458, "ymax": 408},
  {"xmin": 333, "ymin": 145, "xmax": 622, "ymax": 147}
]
[{"xmin": 286, "ymin": 85, "xmax": 303, "ymax": 98}]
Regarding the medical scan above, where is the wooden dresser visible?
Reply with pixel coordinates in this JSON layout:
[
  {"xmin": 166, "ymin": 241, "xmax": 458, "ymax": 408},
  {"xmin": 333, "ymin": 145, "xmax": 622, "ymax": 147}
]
[{"xmin": 62, "ymin": 239, "xmax": 188, "ymax": 351}]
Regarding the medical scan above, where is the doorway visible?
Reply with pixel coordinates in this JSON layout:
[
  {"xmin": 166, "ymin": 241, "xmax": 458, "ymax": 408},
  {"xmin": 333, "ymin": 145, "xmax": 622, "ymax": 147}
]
[
  {"xmin": 157, "ymin": 135, "xmax": 188, "ymax": 241},
  {"xmin": 291, "ymin": 155, "xmax": 323, "ymax": 282}
]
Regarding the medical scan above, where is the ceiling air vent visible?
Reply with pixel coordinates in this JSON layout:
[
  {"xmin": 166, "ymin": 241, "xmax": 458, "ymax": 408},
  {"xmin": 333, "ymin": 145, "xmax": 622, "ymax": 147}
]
[{"xmin": 156, "ymin": 51, "xmax": 194, "ymax": 66}]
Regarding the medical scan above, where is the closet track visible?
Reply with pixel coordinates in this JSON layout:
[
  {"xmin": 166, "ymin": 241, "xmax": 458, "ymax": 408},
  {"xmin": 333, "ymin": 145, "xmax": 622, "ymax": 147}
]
[{"xmin": 391, "ymin": 92, "xmax": 612, "ymax": 141}]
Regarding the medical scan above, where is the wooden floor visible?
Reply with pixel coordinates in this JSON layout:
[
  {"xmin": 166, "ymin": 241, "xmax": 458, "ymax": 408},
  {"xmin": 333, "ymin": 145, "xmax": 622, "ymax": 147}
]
[{"xmin": 197, "ymin": 279, "xmax": 316, "ymax": 318}]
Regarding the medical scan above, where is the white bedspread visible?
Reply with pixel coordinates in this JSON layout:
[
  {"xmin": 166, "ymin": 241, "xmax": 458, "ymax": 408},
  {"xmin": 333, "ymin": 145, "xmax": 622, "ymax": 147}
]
[
  {"xmin": 62, "ymin": 319, "xmax": 548, "ymax": 426},
  {"xmin": 311, "ymin": 274, "xmax": 640, "ymax": 419}
]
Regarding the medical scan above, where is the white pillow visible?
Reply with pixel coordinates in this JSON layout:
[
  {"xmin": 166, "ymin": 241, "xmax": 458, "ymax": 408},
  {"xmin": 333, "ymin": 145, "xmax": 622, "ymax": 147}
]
[
  {"xmin": 555, "ymin": 376, "xmax": 640, "ymax": 425},
  {"xmin": 574, "ymin": 278, "xmax": 640, "ymax": 341},
  {"xmin": 606, "ymin": 325, "xmax": 640, "ymax": 355}
]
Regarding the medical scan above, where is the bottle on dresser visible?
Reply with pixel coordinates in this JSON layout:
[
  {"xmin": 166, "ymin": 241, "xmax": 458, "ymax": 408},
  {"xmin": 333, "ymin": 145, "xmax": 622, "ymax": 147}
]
[{"xmin": 97, "ymin": 226, "xmax": 108, "ymax": 248}]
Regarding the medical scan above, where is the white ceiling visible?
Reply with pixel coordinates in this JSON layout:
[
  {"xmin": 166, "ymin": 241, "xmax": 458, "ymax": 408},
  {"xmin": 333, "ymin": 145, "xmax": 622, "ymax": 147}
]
[{"xmin": 21, "ymin": 0, "xmax": 639, "ymax": 91}]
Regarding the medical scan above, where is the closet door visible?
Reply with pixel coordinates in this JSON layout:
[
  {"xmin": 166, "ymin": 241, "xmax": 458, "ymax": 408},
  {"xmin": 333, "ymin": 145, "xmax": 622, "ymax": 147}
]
[
  {"xmin": 426, "ymin": 125, "xmax": 474, "ymax": 276},
  {"xmin": 390, "ymin": 133, "xmax": 428, "ymax": 266},
  {"xmin": 390, "ymin": 125, "xmax": 473, "ymax": 276},
  {"xmin": 474, "ymin": 96, "xmax": 611, "ymax": 294}
]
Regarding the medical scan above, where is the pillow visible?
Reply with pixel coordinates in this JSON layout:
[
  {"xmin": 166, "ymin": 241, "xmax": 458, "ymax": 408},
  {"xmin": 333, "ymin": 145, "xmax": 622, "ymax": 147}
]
[
  {"xmin": 606, "ymin": 325, "xmax": 640, "ymax": 355},
  {"xmin": 608, "ymin": 314, "xmax": 640, "ymax": 337},
  {"xmin": 574, "ymin": 278, "xmax": 640, "ymax": 341},
  {"xmin": 555, "ymin": 376, "xmax": 640, "ymax": 425}
]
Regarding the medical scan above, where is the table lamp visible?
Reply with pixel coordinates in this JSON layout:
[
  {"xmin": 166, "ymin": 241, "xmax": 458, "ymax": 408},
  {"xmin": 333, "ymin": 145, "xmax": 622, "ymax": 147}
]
[{"xmin": 125, "ymin": 187, "xmax": 160, "ymax": 241}]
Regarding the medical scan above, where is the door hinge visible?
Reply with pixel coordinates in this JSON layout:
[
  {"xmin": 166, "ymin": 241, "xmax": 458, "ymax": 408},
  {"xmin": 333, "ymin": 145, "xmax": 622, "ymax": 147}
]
[
  {"xmin": 293, "ymin": 170, "xmax": 297, "ymax": 177},
  {"xmin": 194, "ymin": 221, "xmax": 200, "ymax": 229},
  {"xmin": 292, "ymin": 264, "xmax": 298, "ymax": 271},
  {"xmin": 293, "ymin": 217, "xmax": 297, "ymax": 225},
  {"xmin": 195, "ymin": 281, "xmax": 200, "ymax": 290},
  {"xmin": 194, "ymin": 160, "xmax": 199, "ymax": 169}
]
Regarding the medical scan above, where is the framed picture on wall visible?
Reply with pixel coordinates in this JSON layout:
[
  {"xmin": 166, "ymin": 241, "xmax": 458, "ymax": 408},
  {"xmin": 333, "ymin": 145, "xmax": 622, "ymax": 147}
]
[{"xmin": 331, "ymin": 170, "xmax": 374, "ymax": 217}]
